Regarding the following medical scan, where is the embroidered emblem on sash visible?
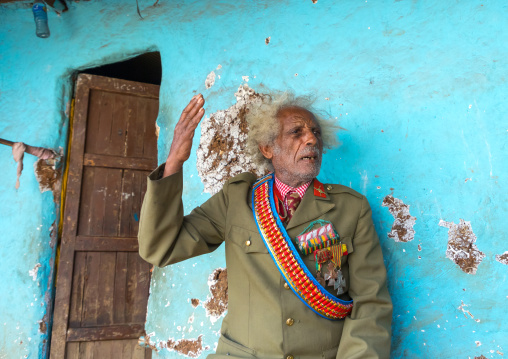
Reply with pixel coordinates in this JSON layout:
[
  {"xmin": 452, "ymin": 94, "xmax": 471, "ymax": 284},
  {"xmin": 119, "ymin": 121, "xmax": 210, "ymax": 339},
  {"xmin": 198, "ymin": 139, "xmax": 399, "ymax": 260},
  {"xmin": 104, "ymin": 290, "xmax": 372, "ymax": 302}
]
[{"xmin": 252, "ymin": 174, "xmax": 353, "ymax": 320}]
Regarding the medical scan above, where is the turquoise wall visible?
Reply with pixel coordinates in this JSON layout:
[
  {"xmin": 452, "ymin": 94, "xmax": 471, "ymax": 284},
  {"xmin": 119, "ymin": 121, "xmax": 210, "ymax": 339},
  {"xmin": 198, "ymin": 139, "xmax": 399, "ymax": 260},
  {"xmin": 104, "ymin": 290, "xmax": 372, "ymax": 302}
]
[{"xmin": 0, "ymin": 0, "xmax": 506, "ymax": 358}]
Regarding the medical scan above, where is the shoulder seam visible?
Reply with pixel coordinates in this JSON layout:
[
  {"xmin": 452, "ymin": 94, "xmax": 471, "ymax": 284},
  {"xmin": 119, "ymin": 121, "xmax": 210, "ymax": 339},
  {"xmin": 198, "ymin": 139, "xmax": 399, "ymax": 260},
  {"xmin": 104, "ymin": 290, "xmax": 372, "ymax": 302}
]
[
  {"xmin": 325, "ymin": 184, "xmax": 364, "ymax": 199},
  {"xmin": 228, "ymin": 172, "xmax": 257, "ymax": 184}
]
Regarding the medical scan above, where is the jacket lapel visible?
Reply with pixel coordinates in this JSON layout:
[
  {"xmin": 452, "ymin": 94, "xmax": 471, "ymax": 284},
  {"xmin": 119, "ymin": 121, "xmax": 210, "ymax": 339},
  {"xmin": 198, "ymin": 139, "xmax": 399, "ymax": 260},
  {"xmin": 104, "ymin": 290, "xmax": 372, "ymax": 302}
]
[{"xmin": 286, "ymin": 179, "xmax": 335, "ymax": 231}]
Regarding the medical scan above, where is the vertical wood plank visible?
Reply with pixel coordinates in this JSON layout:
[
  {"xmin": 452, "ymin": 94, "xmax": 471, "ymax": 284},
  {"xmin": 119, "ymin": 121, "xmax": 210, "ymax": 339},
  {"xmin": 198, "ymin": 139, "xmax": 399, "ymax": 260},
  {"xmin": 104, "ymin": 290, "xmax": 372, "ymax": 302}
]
[
  {"xmin": 103, "ymin": 169, "xmax": 122, "ymax": 236},
  {"xmin": 97, "ymin": 252, "xmax": 116, "ymax": 326},
  {"xmin": 82, "ymin": 252, "xmax": 100, "ymax": 327},
  {"xmin": 125, "ymin": 95, "xmax": 138, "ymax": 159},
  {"xmin": 77, "ymin": 167, "xmax": 93, "ymax": 236},
  {"xmin": 113, "ymin": 252, "xmax": 128, "ymax": 324},
  {"xmin": 110, "ymin": 94, "xmax": 129, "ymax": 157},
  {"xmin": 84, "ymin": 90, "xmax": 101, "ymax": 155},
  {"xmin": 69, "ymin": 252, "xmax": 86, "ymax": 327},
  {"xmin": 133, "ymin": 255, "xmax": 150, "ymax": 323},
  {"xmin": 79, "ymin": 341, "xmax": 94, "ymax": 359},
  {"xmin": 134, "ymin": 97, "xmax": 148, "ymax": 158},
  {"xmin": 96, "ymin": 91, "xmax": 114, "ymax": 156},
  {"xmin": 125, "ymin": 252, "xmax": 137, "ymax": 324},
  {"xmin": 65, "ymin": 342, "xmax": 79, "ymax": 359},
  {"xmin": 89, "ymin": 167, "xmax": 108, "ymax": 236},
  {"xmin": 119, "ymin": 170, "xmax": 133, "ymax": 237},
  {"xmin": 143, "ymin": 98, "xmax": 158, "ymax": 159}
]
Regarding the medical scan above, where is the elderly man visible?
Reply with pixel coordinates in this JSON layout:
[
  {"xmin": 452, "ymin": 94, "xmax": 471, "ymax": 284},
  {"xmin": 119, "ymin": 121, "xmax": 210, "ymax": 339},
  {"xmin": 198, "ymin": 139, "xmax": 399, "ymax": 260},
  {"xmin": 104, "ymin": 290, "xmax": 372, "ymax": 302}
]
[{"xmin": 138, "ymin": 93, "xmax": 392, "ymax": 359}]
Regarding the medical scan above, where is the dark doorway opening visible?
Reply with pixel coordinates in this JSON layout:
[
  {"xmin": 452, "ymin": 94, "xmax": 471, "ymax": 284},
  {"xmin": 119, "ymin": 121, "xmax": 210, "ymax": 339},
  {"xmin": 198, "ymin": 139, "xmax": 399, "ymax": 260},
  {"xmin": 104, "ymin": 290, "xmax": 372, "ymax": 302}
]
[{"xmin": 81, "ymin": 51, "xmax": 162, "ymax": 86}]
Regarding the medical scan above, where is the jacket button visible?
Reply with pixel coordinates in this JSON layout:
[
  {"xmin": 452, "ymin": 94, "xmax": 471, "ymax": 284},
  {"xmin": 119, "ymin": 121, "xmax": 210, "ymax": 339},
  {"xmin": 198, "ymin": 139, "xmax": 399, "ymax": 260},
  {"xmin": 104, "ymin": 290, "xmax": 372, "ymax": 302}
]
[
  {"xmin": 326, "ymin": 185, "xmax": 332, "ymax": 190},
  {"xmin": 284, "ymin": 282, "xmax": 290, "ymax": 290},
  {"xmin": 245, "ymin": 240, "xmax": 251, "ymax": 246},
  {"xmin": 286, "ymin": 318, "xmax": 294, "ymax": 326},
  {"xmin": 286, "ymin": 355, "xmax": 294, "ymax": 359}
]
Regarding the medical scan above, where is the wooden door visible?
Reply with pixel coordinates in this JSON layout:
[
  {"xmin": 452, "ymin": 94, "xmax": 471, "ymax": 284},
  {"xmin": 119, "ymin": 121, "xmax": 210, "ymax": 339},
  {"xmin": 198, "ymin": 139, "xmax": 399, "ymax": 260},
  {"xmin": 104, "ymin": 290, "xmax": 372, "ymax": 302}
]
[{"xmin": 51, "ymin": 74, "xmax": 159, "ymax": 359}]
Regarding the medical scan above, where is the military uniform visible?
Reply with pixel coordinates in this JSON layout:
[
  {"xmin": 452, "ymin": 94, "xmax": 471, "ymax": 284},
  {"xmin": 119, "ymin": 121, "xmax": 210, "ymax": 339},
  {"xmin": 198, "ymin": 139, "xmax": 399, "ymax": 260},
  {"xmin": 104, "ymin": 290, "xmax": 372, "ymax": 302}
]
[{"xmin": 138, "ymin": 167, "xmax": 392, "ymax": 359}]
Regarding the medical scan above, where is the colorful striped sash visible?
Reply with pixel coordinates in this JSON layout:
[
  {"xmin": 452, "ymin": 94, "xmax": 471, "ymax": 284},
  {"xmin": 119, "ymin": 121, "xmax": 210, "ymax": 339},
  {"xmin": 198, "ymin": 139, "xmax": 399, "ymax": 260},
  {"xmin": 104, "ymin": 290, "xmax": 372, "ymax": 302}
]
[{"xmin": 252, "ymin": 173, "xmax": 353, "ymax": 320}]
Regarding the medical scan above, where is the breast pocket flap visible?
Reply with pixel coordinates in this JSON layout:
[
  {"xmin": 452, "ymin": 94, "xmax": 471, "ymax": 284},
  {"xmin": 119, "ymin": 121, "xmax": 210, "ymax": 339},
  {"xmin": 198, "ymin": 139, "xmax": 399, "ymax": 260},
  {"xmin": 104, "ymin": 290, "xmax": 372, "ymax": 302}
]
[{"xmin": 228, "ymin": 225, "xmax": 268, "ymax": 254}]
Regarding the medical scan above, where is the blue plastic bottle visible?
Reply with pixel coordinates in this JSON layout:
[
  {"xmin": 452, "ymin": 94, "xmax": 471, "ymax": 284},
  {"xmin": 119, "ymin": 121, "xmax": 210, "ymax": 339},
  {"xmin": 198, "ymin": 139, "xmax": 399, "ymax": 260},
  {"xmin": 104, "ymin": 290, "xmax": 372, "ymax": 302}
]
[{"xmin": 32, "ymin": 1, "xmax": 50, "ymax": 38}]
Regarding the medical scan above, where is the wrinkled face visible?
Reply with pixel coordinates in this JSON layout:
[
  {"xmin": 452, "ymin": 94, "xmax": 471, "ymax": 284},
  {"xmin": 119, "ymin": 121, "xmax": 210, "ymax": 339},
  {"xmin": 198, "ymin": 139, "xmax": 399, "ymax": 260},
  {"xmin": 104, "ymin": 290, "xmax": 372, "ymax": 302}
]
[{"xmin": 260, "ymin": 107, "xmax": 323, "ymax": 187}]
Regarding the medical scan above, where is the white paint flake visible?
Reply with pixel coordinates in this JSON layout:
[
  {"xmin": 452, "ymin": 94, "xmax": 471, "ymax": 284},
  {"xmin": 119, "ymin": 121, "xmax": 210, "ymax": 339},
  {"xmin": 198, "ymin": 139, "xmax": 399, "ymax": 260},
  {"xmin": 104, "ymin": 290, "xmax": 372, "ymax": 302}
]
[
  {"xmin": 458, "ymin": 301, "xmax": 476, "ymax": 320},
  {"xmin": 205, "ymin": 71, "xmax": 216, "ymax": 89},
  {"xmin": 29, "ymin": 263, "xmax": 41, "ymax": 281},
  {"xmin": 242, "ymin": 75, "xmax": 249, "ymax": 82},
  {"xmin": 155, "ymin": 122, "xmax": 160, "ymax": 139},
  {"xmin": 439, "ymin": 219, "xmax": 485, "ymax": 274}
]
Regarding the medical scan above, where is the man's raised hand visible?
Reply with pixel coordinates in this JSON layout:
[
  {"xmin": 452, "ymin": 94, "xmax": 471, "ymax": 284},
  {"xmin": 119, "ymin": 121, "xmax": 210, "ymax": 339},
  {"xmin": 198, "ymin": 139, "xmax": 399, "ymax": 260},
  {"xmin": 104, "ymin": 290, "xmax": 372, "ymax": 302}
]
[{"xmin": 163, "ymin": 94, "xmax": 206, "ymax": 177}]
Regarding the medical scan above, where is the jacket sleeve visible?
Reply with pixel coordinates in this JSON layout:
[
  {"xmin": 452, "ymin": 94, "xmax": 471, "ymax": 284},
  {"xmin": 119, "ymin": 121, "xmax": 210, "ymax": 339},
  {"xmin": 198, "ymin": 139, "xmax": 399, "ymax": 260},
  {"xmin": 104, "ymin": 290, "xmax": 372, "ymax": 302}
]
[
  {"xmin": 336, "ymin": 196, "xmax": 393, "ymax": 359},
  {"xmin": 137, "ymin": 165, "xmax": 228, "ymax": 267}
]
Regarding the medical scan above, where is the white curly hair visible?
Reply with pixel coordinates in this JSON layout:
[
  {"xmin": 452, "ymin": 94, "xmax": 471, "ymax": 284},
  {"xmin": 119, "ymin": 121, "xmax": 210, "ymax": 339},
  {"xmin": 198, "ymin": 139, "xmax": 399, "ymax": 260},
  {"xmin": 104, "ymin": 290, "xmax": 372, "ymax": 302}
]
[{"xmin": 245, "ymin": 91, "xmax": 341, "ymax": 172}]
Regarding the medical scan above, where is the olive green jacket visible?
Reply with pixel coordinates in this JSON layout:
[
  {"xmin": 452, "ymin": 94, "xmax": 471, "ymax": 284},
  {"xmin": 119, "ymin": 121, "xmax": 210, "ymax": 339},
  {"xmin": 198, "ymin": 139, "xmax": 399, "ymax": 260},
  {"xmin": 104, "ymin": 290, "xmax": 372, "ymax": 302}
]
[{"xmin": 138, "ymin": 167, "xmax": 392, "ymax": 359}]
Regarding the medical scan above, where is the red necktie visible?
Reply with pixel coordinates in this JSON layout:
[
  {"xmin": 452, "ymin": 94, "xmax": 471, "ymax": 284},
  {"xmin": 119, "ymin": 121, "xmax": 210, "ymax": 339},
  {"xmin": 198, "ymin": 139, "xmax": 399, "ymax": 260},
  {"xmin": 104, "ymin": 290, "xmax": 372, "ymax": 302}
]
[{"xmin": 285, "ymin": 191, "xmax": 302, "ymax": 224}]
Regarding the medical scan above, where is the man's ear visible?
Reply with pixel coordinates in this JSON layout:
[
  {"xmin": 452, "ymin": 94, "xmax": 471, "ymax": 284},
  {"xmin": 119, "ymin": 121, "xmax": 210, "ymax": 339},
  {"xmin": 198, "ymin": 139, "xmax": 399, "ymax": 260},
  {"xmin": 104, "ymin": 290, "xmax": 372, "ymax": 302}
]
[{"xmin": 258, "ymin": 144, "xmax": 273, "ymax": 160}]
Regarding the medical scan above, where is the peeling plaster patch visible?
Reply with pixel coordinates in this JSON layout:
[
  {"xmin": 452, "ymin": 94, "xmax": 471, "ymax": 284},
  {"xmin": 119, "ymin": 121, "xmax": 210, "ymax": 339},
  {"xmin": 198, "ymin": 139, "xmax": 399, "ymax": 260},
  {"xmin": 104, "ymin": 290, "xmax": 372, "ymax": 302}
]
[
  {"xmin": 265, "ymin": 36, "xmax": 270, "ymax": 44},
  {"xmin": 216, "ymin": 64, "xmax": 222, "ymax": 70},
  {"xmin": 29, "ymin": 263, "xmax": 42, "ymax": 281},
  {"xmin": 164, "ymin": 335, "xmax": 203, "ymax": 357},
  {"xmin": 196, "ymin": 85, "xmax": 267, "ymax": 194},
  {"xmin": 495, "ymin": 251, "xmax": 508, "ymax": 265},
  {"xmin": 242, "ymin": 76, "xmax": 249, "ymax": 82},
  {"xmin": 312, "ymin": 0, "xmax": 318, "ymax": 3},
  {"xmin": 474, "ymin": 356, "xmax": 487, "ymax": 359},
  {"xmin": 34, "ymin": 158, "xmax": 61, "ymax": 194},
  {"xmin": 440, "ymin": 219, "xmax": 485, "ymax": 274},
  {"xmin": 204, "ymin": 268, "xmax": 228, "ymax": 324},
  {"xmin": 38, "ymin": 320, "xmax": 47, "ymax": 334},
  {"xmin": 382, "ymin": 195, "xmax": 417, "ymax": 242},
  {"xmin": 191, "ymin": 298, "xmax": 200, "ymax": 307},
  {"xmin": 205, "ymin": 71, "xmax": 216, "ymax": 89}
]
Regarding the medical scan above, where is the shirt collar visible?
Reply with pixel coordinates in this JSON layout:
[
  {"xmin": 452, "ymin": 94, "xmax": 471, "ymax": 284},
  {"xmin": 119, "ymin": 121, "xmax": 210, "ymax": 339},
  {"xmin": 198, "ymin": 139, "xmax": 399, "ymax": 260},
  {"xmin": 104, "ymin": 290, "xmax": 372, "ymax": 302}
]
[{"xmin": 274, "ymin": 175, "xmax": 312, "ymax": 200}]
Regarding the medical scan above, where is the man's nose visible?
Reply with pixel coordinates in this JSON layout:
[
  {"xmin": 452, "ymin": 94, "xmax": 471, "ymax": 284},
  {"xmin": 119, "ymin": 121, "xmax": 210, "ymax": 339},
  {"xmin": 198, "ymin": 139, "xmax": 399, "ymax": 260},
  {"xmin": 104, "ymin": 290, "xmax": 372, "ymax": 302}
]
[{"xmin": 303, "ymin": 129, "xmax": 318, "ymax": 146}]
